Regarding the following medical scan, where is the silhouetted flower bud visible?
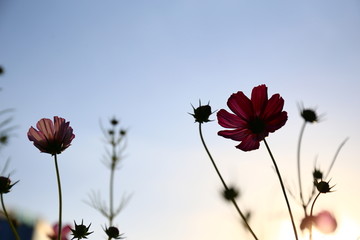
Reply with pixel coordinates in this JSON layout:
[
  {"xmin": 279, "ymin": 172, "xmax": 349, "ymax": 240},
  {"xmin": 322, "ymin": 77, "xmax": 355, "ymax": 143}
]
[
  {"xmin": 0, "ymin": 176, "xmax": 18, "ymax": 194},
  {"xmin": 301, "ymin": 109, "xmax": 318, "ymax": 123},
  {"xmin": 0, "ymin": 135, "xmax": 8, "ymax": 145},
  {"xmin": 0, "ymin": 66, "xmax": 4, "ymax": 75},
  {"xmin": 312, "ymin": 168, "xmax": 323, "ymax": 180},
  {"xmin": 222, "ymin": 186, "xmax": 239, "ymax": 201},
  {"xmin": 104, "ymin": 226, "xmax": 124, "ymax": 239},
  {"xmin": 71, "ymin": 220, "xmax": 93, "ymax": 239},
  {"xmin": 110, "ymin": 118, "xmax": 119, "ymax": 126},
  {"xmin": 190, "ymin": 101, "xmax": 213, "ymax": 124},
  {"xmin": 315, "ymin": 180, "xmax": 333, "ymax": 193},
  {"xmin": 120, "ymin": 129, "xmax": 126, "ymax": 136}
]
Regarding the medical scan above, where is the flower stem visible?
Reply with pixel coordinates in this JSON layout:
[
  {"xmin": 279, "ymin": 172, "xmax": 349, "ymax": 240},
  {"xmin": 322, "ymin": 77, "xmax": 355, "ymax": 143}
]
[
  {"xmin": 263, "ymin": 139, "xmax": 299, "ymax": 240},
  {"xmin": 309, "ymin": 192, "xmax": 321, "ymax": 240},
  {"xmin": 297, "ymin": 121, "xmax": 307, "ymax": 213},
  {"xmin": 54, "ymin": 154, "xmax": 63, "ymax": 240},
  {"xmin": 1, "ymin": 193, "xmax": 21, "ymax": 240},
  {"xmin": 198, "ymin": 123, "xmax": 259, "ymax": 240},
  {"xmin": 109, "ymin": 164, "xmax": 115, "ymax": 226}
]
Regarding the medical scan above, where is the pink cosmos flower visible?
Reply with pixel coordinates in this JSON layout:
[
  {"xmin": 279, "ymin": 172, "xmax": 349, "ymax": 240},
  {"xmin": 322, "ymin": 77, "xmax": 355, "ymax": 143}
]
[
  {"xmin": 217, "ymin": 84, "xmax": 287, "ymax": 151},
  {"xmin": 314, "ymin": 210, "xmax": 337, "ymax": 234},
  {"xmin": 28, "ymin": 116, "xmax": 75, "ymax": 155},
  {"xmin": 300, "ymin": 210, "xmax": 337, "ymax": 234},
  {"xmin": 48, "ymin": 223, "xmax": 72, "ymax": 240}
]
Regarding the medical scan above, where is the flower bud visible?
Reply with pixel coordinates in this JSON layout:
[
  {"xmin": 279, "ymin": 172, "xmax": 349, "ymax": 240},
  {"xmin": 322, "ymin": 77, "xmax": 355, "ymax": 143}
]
[
  {"xmin": 0, "ymin": 176, "xmax": 18, "ymax": 194},
  {"xmin": 70, "ymin": 220, "xmax": 93, "ymax": 239},
  {"xmin": 315, "ymin": 180, "xmax": 333, "ymax": 193},
  {"xmin": 190, "ymin": 101, "xmax": 213, "ymax": 124},
  {"xmin": 104, "ymin": 226, "xmax": 124, "ymax": 239},
  {"xmin": 222, "ymin": 186, "xmax": 239, "ymax": 201}
]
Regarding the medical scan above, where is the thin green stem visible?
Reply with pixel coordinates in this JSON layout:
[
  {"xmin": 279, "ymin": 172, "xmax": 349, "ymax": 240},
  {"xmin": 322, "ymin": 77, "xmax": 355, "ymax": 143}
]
[
  {"xmin": 1, "ymin": 193, "xmax": 20, "ymax": 240},
  {"xmin": 297, "ymin": 121, "xmax": 307, "ymax": 213},
  {"xmin": 198, "ymin": 123, "xmax": 259, "ymax": 240},
  {"xmin": 263, "ymin": 139, "xmax": 299, "ymax": 240},
  {"xmin": 54, "ymin": 154, "xmax": 62, "ymax": 240}
]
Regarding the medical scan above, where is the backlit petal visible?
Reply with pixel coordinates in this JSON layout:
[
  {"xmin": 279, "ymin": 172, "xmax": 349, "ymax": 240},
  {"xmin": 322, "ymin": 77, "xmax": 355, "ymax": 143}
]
[
  {"xmin": 262, "ymin": 94, "xmax": 284, "ymax": 120},
  {"xmin": 217, "ymin": 109, "xmax": 247, "ymax": 128},
  {"xmin": 227, "ymin": 91, "xmax": 254, "ymax": 121},
  {"xmin": 236, "ymin": 134, "xmax": 260, "ymax": 151},
  {"xmin": 251, "ymin": 84, "xmax": 268, "ymax": 117}
]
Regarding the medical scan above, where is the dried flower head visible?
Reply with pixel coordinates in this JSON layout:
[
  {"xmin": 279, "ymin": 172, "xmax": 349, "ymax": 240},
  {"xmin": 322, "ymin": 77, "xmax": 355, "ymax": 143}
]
[
  {"xmin": 217, "ymin": 84, "xmax": 287, "ymax": 151},
  {"xmin": 190, "ymin": 100, "xmax": 213, "ymax": 124},
  {"xmin": 28, "ymin": 116, "xmax": 75, "ymax": 155},
  {"xmin": 70, "ymin": 220, "xmax": 93, "ymax": 240},
  {"xmin": 104, "ymin": 226, "xmax": 124, "ymax": 239},
  {"xmin": 0, "ymin": 176, "xmax": 18, "ymax": 194}
]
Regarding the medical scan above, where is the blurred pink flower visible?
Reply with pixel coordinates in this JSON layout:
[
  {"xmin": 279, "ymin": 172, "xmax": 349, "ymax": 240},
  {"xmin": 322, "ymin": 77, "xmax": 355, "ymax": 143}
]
[
  {"xmin": 48, "ymin": 223, "xmax": 72, "ymax": 240},
  {"xmin": 300, "ymin": 210, "xmax": 337, "ymax": 234},
  {"xmin": 217, "ymin": 84, "xmax": 287, "ymax": 151},
  {"xmin": 314, "ymin": 210, "xmax": 337, "ymax": 234},
  {"xmin": 28, "ymin": 116, "xmax": 75, "ymax": 155}
]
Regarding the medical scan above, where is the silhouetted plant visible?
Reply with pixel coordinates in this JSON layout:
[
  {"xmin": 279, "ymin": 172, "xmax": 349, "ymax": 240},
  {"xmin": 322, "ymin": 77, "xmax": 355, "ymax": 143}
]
[{"xmin": 86, "ymin": 117, "xmax": 130, "ymax": 238}]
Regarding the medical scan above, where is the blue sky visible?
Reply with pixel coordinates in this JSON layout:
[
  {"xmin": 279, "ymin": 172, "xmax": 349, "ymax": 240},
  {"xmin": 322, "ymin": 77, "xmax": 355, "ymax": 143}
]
[{"xmin": 1, "ymin": 0, "xmax": 360, "ymax": 239}]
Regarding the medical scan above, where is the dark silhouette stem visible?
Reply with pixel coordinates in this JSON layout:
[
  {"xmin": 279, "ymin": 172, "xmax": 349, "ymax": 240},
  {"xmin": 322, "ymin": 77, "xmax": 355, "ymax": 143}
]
[
  {"xmin": 263, "ymin": 139, "xmax": 299, "ymax": 240},
  {"xmin": 198, "ymin": 123, "xmax": 259, "ymax": 240},
  {"xmin": 1, "ymin": 193, "xmax": 20, "ymax": 240},
  {"xmin": 309, "ymin": 192, "xmax": 321, "ymax": 240},
  {"xmin": 54, "ymin": 154, "xmax": 62, "ymax": 240}
]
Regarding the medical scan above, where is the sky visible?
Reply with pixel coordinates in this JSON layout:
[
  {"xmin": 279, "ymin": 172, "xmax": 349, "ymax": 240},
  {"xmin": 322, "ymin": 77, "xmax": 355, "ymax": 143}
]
[{"xmin": 1, "ymin": 0, "xmax": 360, "ymax": 240}]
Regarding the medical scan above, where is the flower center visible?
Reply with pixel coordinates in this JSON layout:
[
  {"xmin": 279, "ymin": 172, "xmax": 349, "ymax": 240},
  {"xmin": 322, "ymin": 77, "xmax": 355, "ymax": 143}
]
[{"xmin": 249, "ymin": 118, "xmax": 266, "ymax": 134}]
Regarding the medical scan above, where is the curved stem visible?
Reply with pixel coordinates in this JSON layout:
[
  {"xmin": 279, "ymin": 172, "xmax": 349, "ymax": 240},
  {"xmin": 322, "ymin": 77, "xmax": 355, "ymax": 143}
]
[
  {"xmin": 263, "ymin": 139, "xmax": 299, "ymax": 240},
  {"xmin": 324, "ymin": 137, "xmax": 348, "ymax": 179},
  {"xmin": 309, "ymin": 192, "xmax": 321, "ymax": 240},
  {"xmin": 1, "ymin": 193, "xmax": 20, "ymax": 240},
  {"xmin": 297, "ymin": 121, "xmax": 307, "ymax": 213},
  {"xmin": 198, "ymin": 123, "xmax": 259, "ymax": 240},
  {"xmin": 54, "ymin": 154, "xmax": 62, "ymax": 240}
]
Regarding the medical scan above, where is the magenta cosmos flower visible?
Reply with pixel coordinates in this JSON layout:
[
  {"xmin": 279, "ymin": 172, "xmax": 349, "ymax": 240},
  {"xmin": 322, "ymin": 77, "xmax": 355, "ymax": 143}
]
[
  {"xmin": 28, "ymin": 116, "xmax": 75, "ymax": 155},
  {"xmin": 217, "ymin": 84, "xmax": 287, "ymax": 151}
]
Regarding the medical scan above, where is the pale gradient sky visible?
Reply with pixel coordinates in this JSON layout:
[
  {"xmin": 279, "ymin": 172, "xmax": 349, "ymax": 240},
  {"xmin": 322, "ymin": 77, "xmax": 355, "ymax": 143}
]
[{"xmin": 1, "ymin": 1, "xmax": 360, "ymax": 240}]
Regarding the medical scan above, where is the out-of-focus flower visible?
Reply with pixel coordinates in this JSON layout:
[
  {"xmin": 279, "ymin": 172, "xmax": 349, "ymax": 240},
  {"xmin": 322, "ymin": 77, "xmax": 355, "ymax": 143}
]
[
  {"xmin": 190, "ymin": 101, "xmax": 213, "ymax": 124},
  {"xmin": 0, "ymin": 176, "xmax": 18, "ymax": 194},
  {"xmin": 300, "ymin": 211, "xmax": 337, "ymax": 234},
  {"xmin": 314, "ymin": 210, "xmax": 337, "ymax": 234},
  {"xmin": 104, "ymin": 226, "xmax": 124, "ymax": 239},
  {"xmin": 70, "ymin": 220, "xmax": 93, "ymax": 240},
  {"xmin": 300, "ymin": 215, "xmax": 315, "ymax": 231},
  {"xmin": 28, "ymin": 116, "xmax": 75, "ymax": 155},
  {"xmin": 217, "ymin": 84, "xmax": 287, "ymax": 151},
  {"xmin": 48, "ymin": 223, "xmax": 72, "ymax": 240}
]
